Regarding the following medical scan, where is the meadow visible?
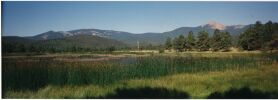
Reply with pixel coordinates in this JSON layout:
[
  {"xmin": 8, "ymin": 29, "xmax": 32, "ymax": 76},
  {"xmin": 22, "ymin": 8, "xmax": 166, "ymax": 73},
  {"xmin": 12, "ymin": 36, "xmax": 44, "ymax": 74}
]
[{"xmin": 2, "ymin": 52, "xmax": 278, "ymax": 98}]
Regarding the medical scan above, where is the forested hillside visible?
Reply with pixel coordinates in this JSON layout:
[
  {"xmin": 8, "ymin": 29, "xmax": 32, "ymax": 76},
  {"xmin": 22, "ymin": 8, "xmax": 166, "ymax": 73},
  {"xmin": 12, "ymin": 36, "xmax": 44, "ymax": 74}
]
[{"xmin": 2, "ymin": 35, "xmax": 127, "ymax": 53}]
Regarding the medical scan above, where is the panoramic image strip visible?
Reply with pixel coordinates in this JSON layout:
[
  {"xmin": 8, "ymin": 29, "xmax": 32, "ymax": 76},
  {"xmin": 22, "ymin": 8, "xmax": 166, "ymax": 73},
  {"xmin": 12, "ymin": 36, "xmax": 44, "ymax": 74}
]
[{"xmin": 1, "ymin": 1, "xmax": 278, "ymax": 99}]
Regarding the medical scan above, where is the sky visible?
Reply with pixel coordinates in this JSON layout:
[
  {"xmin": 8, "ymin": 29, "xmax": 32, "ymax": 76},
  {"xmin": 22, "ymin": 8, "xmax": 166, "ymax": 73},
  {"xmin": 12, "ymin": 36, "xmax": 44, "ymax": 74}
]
[{"xmin": 2, "ymin": 1, "xmax": 278, "ymax": 36}]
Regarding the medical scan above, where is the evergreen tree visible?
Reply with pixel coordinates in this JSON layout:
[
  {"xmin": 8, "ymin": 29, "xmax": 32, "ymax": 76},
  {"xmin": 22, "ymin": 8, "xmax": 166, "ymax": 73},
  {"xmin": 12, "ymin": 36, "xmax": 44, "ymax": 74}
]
[
  {"xmin": 211, "ymin": 29, "xmax": 222, "ymax": 51},
  {"xmin": 173, "ymin": 35, "xmax": 185, "ymax": 52},
  {"xmin": 220, "ymin": 31, "xmax": 232, "ymax": 51},
  {"xmin": 266, "ymin": 22, "xmax": 278, "ymax": 50},
  {"xmin": 211, "ymin": 29, "xmax": 232, "ymax": 51},
  {"xmin": 173, "ymin": 37, "xmax": 179, "ymax": 51},
  {"xmin": 238, "ymin": 21, "xmax": 265, "ymax": 50},
  {"xmin": 18, "ymin": 44, "xmax": 26, "ymax": 52},
  {"xmin": 266, "ymin": 34, "xmax": 278, "ymax": 51},
  {"xmin": 50, "ymin": 46, "xmax": 56, "ymax": 53},
  {"xmin": 165, "ymin": 37, "xmax": 172, "ymax": 50},
  {"xmin": 187, "ymin": 31, "xmax": 196, "ymax": 51},
  {"xmin": 263, "ymin": 21, "xmax": 274, "ymax": 42},
  {"xmin": 178, "ymin": 35, "xmax": 186, "ymax": 52},
  {"xmin": 262, "ymin": 21, "xmax": 275, "ymax": 49},
  {"xmin": 197, "ymin": 31, "xmax": 210, "ymax": 51},
  {"xmin": 183, "ymin": 37, "xmax": 189, "ymax": 51},
  {"xmin": 3, "ymin": 43, "xmax": 13, "ymax": 53},
  {"xmin": 238, "ymin": 27, "xmax": 256, "ymax": 50},
  {"xmin": 254, "ymin": 21, "xmax": 264, "ymax": 48},
  {"xmin": 29, "ymin": 44, "xmax": 36, "ymax": 52}
]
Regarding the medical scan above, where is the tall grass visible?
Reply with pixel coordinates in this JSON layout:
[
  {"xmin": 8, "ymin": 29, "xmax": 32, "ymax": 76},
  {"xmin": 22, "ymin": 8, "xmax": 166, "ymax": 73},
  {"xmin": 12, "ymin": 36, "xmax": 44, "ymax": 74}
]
[{"xmin": 2, "ymin": 53, "xmax": 277, "ymax": 93}]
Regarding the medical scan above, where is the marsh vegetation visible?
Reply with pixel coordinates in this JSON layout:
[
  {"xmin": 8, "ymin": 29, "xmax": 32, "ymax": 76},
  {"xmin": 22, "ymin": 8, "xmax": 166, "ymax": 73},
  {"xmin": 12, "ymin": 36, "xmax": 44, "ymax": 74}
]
[{"xmin": 2, "ymin": 52, "xmax": 278, "ymax": 98}]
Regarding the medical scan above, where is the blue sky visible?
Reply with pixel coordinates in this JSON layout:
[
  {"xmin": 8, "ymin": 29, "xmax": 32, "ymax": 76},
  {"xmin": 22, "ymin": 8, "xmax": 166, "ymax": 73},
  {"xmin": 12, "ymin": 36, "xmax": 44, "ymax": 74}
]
[{"xmin": 2, "ymin": 1, "xmax": 278, "ymax": 36}]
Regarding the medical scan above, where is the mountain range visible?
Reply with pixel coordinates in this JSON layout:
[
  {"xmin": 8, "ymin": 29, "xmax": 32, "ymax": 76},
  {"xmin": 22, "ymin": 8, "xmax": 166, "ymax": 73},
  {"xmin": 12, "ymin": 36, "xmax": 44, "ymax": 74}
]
[{"xmin": 3, "ymin": 21, "xmax": 250, "ymax": 47}]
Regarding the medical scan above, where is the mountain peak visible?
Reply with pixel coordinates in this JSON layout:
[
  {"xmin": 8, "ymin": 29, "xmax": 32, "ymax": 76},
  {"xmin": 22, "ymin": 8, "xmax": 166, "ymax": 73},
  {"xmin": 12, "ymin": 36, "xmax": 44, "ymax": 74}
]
[{"xmin": 203, "ymin": 21, "xmax": 226, "ymax": 30}]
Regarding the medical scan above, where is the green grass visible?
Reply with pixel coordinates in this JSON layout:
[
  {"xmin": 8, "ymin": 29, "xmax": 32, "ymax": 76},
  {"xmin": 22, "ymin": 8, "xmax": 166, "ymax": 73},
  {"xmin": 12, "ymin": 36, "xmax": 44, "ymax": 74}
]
[{"xmin": 2, "ymin": 52, "xmax": 278, "ymax": 98}]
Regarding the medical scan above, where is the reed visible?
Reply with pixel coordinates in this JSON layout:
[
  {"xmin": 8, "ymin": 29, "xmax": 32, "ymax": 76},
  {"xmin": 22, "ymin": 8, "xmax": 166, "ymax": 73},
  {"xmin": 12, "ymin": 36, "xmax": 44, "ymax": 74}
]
[{"xmin": 3, "ymin": 53, "xmax": 276, "ymax": 93}]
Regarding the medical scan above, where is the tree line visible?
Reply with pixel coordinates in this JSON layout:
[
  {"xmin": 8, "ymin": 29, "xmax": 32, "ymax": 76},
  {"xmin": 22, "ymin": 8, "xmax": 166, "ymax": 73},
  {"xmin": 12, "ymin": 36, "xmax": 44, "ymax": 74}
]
[
  {"xmin": 2, "ymin": 43, "xmax": 126, "ymax": 53},
  {"xmin": 238, "ymin": 21, "xmax": 278, "ymax": 51},
  {"xmin": 165, "ymin": 30, "xmax": 232, "ymax": 52},
  {"xmin": 165, "ymin": 21, "xmax": 278, "ymax": 52}
]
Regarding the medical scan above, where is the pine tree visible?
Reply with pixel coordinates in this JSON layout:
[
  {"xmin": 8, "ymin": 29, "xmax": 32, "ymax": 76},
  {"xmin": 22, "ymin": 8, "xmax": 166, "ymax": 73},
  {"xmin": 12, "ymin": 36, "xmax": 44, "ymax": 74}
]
[
  {"xmin": 211, "ymin": 29, "xmax": 232, "ymax": 51},
  {"xmin": 264, "ymin": 21, "xmax": 274, "ymax": 42},
  {"xmin": 197, "ymin": 31, "xmax": 210, "ymax": 51},
  {"xmin": 211, "ymin": 29, "xmax": 222, "ymax": 51},
  {"xmin": 29, "ymin": 44, "xmax": 36, "ymax": 52},
  {"xmin": 254, "ymin": 21, "xmax": 264, "ymax": 48},
  {"xmin": 238, "ymin": 21, "xmax": 264, "ymax": 50},
  {"xmin": 220, "ymin": 31, "xmax": 232, "ymax": 51},
  {"xmin": 178, "ymin": 35, "xmax": 185, "ymax": 52},
  {"xmin": 238, "ymin": 26, "xmax": 260, "ymax": 50},
  {"xmin": 183, "ymin": 37, "xmax": 189, "ymax": 51},
  {"xmin": 173, "ymin": 35, "xmax": 185, "ymax": 52},
  {"xmin": 165, "ymin": 37, "xmax": 172, "ymax": 50},
  {"xmin": 265, "ymin": 21, "xmax": 278, "ymax": 50},
  {"xmin": 187, "ymin": 31, "xmax": 196, "ymax": 51},
  {"xmin": 173, "ymin": 37, "xmax": 179, "ymax": 51},
  {"xmin": 18, "ymin": 44, "xmax": 26, "ymax": 52},
  {"xmin": 263, "ymin": 21, "xmax": 274, "ymax": 49}
]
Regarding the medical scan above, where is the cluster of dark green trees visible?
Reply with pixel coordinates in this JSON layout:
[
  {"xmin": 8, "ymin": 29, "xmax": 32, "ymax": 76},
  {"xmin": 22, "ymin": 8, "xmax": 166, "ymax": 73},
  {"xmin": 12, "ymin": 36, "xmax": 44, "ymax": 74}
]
[
  {"xmin": 165, "ymin": 30, "xmax": 232, "ymax": 52},
  {"xmin": 238, "ymin": 21, "xmax": 278, "ymax": 51},
  {"xmin": 165, "ymin": 21, "xmax": 278, "ymax": 52},
  {"xmin": 2, "ymin": 43, "xmax": 120, "ymax": 53}
]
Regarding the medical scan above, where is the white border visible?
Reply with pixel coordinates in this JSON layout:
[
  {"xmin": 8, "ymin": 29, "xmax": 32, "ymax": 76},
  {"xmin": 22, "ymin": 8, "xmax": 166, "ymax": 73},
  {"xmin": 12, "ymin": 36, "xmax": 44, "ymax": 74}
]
[{"xmin": 1, "ymin": 0, "xmax": 278, "ymax": 1}]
